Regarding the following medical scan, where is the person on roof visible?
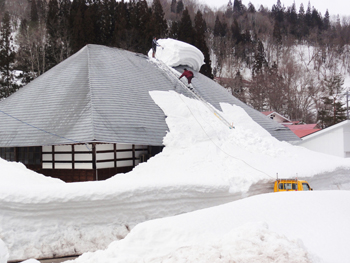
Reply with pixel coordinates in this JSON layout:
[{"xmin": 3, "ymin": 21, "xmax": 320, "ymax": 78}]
[
  {"xmin": 179, "ymin": 68, "xmax": 194, "ymax": 85},
  {"xmin": 152, "ymin": 37, "xmax": 162, "ymax": 58}
]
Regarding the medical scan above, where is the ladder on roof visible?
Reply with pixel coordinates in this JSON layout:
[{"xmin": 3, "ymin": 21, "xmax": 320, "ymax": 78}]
[{"xmin": 151, "ymin": 58, "xmax": 235, "ymax": 129}]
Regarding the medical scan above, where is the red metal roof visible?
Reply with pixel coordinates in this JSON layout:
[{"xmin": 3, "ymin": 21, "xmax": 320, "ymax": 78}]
[
  {"xmin": 286, "ymin": 124, "xmax": 318, "ymax": 131},
  {"xmin": 283, "ymin": 124, "xmax": 320, "ymax": 138}
]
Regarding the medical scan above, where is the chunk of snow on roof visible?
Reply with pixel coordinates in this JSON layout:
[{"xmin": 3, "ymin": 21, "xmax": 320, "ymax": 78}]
[{"xmin": 148, "ymin": 38, "xmax": 205, "ymax": 71}]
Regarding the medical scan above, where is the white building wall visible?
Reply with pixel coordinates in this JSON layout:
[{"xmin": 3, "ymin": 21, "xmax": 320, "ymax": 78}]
[
  {"xmin": 299, "ymin": 121, "xmax": 350, "ymax": 158},
  {"xmin": 42, "ymin": 143, "xmax": 148, "ymax": 169}
]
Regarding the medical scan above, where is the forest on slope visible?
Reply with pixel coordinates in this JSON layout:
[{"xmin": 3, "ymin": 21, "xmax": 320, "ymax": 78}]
[{"xmin": 0, "ymin": 0, "xmax": 349, "ymax": 127}]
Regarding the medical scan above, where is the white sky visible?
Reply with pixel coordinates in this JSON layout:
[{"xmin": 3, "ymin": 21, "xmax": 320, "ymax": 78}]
[{"xmin": 198, "ymin": 0, "xmax": 350, "ymax": 17}]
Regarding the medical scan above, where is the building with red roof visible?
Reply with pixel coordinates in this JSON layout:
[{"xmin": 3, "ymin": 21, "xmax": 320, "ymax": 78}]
[{"xmin": 261, "ymin": 111, "xmax": 320, "ymax": 138}]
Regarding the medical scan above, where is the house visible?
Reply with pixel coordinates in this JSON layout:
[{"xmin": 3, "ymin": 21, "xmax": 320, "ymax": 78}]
[
  {"xmin": 0, "ymin": 44, "xmax": 300, "ymax": 182},
  {"xmin": 261, "ymin": 111, "xmax": 320, "ymax": 138},
  {"xmin": 298, "ymin": 120, "xmax": 350, "ymax": 158},
  {"xmin": 261, "ymin": 111, "xmax": 294, "ymax": 124}
]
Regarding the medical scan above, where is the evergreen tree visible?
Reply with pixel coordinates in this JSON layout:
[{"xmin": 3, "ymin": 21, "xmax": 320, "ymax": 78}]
[
  {"xmin": 31, "ymin": 0, "xmax": 39, "ymax": 25},
  {"xmin": 247, "ymin": 2, "xmax": 256, "ymax": 13},
  {"xmin": 176, "ymin": 0, "xmax": 184, "ymax": 14},
  {"xmin": 113, "ymin": 0, "xmax": 128, "ymax": 49},
  {"xmin": 0, "ymin": 0, "xmax": 5, "ymax": 17},
  {"xmin": 46, "ymin": 0, "xmax": 60, "ymax": 69},
  {"xmin": 252, "ymin": 39, "xmax": 267, "ymax": 75},
  {"xmin": 151, "ymin": 0, "xmax": 167, "ymax": 38},
  {"xmin": 177, "ymin": 8, "xmax": 194, "ymax": 45},
  {"xmin": 225, "ymin": 0, "xmax": 233, "ymax": 18},
  {"xmin": 318, "ymin": 97, "xmax": 347, "ymax": 128},
  {"xmin": 318, "ymin": 75, "xmax": 346, "ymax": 128},
  {"xmin": 71, "ymin": 5, "xmax": 85, "ymax": 52},
  {"xmin": 231, "ymin": 18, "xmax": 242, "ymax": 44},
  {"xmin": 233, "ymin": 0, "xmax": 243, "ymax": 15},
  {"xmin": 273, "ymin": 21, "xmax": 282, "ymax": 45},
  {"xmin": 83, "ymin": 3, "xmax": 96, "ymax": 44},
  {"xmin": 297, "ymin": 3, "xmax": 308, "ymax": 38},
  {"xmin": 99, "ymin": 0, "xmax": 117, "ymax": 46},
  {"xmin": 272, "ymin": 0, "xmax": 284, "ymax": 24},
  {"xmin": 0, "ymin": 12, "xmax": 17, "ymax": 99},
  {"xmin": 169, "ymin": 20, "xmax": 179, "ymax": 39},
  {"xmin": 311, "ymin": 7, "xmax": 323, "ymax": 30},
  {"xmin": 323, "ymin": 10, "xmax": 330, "ymax": 31},
  {"xmin": 134, "ymin": 0, "xmax": 152, "ymax": 53},
  {"xmin": 70, "ymin": 0, "xmax": 87, "ymax": 53},
  {"xmin": 232, "ymin": 70, "xmax": 245, "ymax": 102},
  {"xmin": 305, "ymin": 1, "xmax": 312, "ymax": 28},
  {"xmin": 287, "ymin": 2, "xmax": 297, "ymax": 36},
  {"xmin": 194, "ymin": 10, "xmax": 213, "ymax": 79},
  {"xmin": 58, "ymin": 0, "xmax": 72, "ymax": 59},
  {"xmin": 214, "ymin": 16, "xmax": 227, "ymax": 37},
  {"xmin": 171, "ymin": 0, "xmax": 176, "ymax": 13}
]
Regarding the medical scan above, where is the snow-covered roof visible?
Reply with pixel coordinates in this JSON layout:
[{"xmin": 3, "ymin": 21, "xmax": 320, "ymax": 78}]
[{"xmin": 0, "ymin": 43, "xmax": 299, "ymax": 147}]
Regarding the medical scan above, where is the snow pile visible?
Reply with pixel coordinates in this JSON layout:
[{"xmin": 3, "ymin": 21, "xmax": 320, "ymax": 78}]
[
  {"xmin": 2, "ymin": 91, "xmax": 350, "ymax": 261},
  {"xmin": 128, "ymin": 91, "xmax": 350, "ymax": 192},
  {"xmin": 0, "ymin": 158, "xmax": 64, "ymax": 186},
  {"xmin": 67, "ymin": 191, "xmax": 350, "ymax": 263},
  {"xmin": 148, "ymin": 38, "xmax": 205, "ymax": 71}
]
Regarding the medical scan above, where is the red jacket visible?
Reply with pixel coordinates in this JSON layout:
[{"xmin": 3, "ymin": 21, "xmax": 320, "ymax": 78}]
[{"xmin": 179, "ymin": 70, "xmax": 194, "ymax": 81}]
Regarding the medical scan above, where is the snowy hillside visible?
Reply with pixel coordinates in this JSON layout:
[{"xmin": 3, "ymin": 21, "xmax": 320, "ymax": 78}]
[{"xmin": 213, "ymin": 41, "xmax": 350, "ymax": 123}]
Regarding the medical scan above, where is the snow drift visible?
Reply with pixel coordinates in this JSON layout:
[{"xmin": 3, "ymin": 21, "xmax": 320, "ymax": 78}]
[
  {"xmin": 1, "ymin": 91, "xmax": 350, "ymax": 261},
  {"xmin": 67, "ymin": 191, "xmax": 350, "ymax": 263}
]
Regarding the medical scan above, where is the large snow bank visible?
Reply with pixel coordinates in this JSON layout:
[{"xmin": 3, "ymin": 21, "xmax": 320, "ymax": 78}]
[
  {"xmin": 148, "ymin": 38, "xmax": 205, "ymax": 71},
  {"xmin": 2, "ymin": 91, "xmax": 350, "ymax": 261},
  {"xmin": 67, "ymin": 191, "xmax": 350, "ymax": 263},
  {"xmin": 0, "ymin": 157, "xmax": 64, "ymax": 186}
]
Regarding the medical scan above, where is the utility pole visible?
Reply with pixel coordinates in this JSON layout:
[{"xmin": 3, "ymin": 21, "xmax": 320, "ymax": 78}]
[{"xmin": 346, "ymin": 88, "xmax": 349, "ymax": 120}]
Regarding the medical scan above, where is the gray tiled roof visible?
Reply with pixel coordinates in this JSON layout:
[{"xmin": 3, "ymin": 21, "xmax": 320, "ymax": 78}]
[{"xmin": 0, "ymin": 44, "xmax": 299, "ymax": 147}]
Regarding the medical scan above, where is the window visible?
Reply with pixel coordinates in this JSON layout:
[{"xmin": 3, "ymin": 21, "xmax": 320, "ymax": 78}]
[
  {"xmin": 0, "ymin": 147, "xmax": 15, "ymax": 161},
  {"xmin": 302, "ymin": 183, "xmax": 310, "ymax": 191},
  {"xmin": 278, "ymin": 183, "xmax": 284, "ymax": 190},
  {"xmin": 292, "ymin": 183, "xmax": 298, "ymax": 190},
  {"xmin": 0, "ymin": 147, "xmax": 41, "ymax": 165},
  {"xmin": 285, "ymin": 183, "xmax": 292, "ymax": 190},
  {"xmin": 17, "ymin": 147, "xmax": 41, "ymax": 165}
]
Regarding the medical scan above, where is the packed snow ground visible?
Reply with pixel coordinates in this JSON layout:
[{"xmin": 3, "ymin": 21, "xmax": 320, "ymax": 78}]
[
  {"xmin": 65, "ymin": 191, "xmax": 350, "ymax": 263},
  {"xmin": 0, "ymin": 39, "xmax": 350, "ymax": 262}
]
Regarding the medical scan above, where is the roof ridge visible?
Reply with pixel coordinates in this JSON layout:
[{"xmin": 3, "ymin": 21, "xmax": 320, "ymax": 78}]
[{"xmin": 86, "ymin": 45, "xmax": 96, "ymax": 140}]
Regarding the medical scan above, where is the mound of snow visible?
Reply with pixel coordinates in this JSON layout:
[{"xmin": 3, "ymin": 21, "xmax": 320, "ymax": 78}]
[
  {"xmin": 67, "ymin": 191, "xmax": 350, "ymax": 263},
  {"xmin": 0, "ymin": 158, "xmax": 64, "ymax": 186},
  {"xmin": 2, "ymin": 91, "xmax": 350, "ymax": 261},
  {"xmin": 148, "ymin": 38, "xmax": 205, "ymax": 71}
]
